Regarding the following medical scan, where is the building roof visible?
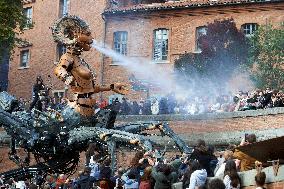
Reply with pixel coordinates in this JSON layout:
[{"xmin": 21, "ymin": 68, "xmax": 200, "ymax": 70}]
[{"xmin": 104, "ymin": 0, "xmax": 283, "ymax": 15}]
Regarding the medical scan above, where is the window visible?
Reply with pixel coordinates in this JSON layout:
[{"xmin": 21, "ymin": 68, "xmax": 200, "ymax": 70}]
[
  {"xmin": 20, "ymin": 50, "xmax": 29, "ymax": 68},
  {"xmin": 53, "ymin": 90, "xmax": 65, "ymax": 104},
  {"xmin": 153, "ymin": 29, "xmax": 169, "ymax": 61},
  {"xmin": 195, "ymin": 26, "xmax": 207, "ymax": 52},
  {"xmin": 113, "ymin": 31, "xmax": 128, "ymax": 55},
  {"xmin": 23, "ymin": 7, "xmax": 32, "ymax": 28},
  {"xmin": 59, "ymin": 0, "xmax": 69, "ymax": 17},
  {"xmin": 242, "ymin": 23, "xmax": 258, "ymax": 37},
  {"xmin": 57, "ymin": 43, "xmax": 66, "ymax": 61}
]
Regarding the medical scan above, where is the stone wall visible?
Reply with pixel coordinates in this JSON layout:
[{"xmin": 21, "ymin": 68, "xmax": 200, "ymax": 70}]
[
  {"xmin": 205, "ymin": 165, "xmax": 284, "ymax": 189},
  {"xmin": 117, "ymin": 107, "xmax": 284, "ymax": 146},
  {"xmin": 240, "ymin": 165, "xmax": 284, "ymax": 189},
  {"xmin": 1, "ymin": 107, "xmax": 284, "ymax": 145},
  {"xmin": 244, "ymin": 182, "xmax": 284, "ymax": 189}
]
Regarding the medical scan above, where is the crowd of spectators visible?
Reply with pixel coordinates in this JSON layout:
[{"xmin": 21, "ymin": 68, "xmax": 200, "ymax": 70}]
[
  {"xmin": 18, "ymin": 87, "xmax": 284, "ymax": 116},
  {"xmin": 110, "ymin": 88, "xmax": 284, "ymax": 115},
  {"xmin": 0, "ymin": 134, "xmax": 268, "ymax": 189}
]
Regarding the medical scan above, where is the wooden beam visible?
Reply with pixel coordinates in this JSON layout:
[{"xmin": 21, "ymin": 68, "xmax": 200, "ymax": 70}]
[
  {"xmin": 163, "ymin": 13, "xmax": 183, "ymax": 18},
  {"xmin": 225, "ymin": 5, "xmax": 284, "ymax": 12},
  {"xmin": 274, "ymin": 6, "xmax": 284, "ymax": 10}
]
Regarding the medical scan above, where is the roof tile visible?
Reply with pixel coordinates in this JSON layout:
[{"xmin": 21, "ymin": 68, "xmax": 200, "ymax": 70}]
[{"xmin": 104, "ymin": 0, "xmax": 280, "ymax": 14}]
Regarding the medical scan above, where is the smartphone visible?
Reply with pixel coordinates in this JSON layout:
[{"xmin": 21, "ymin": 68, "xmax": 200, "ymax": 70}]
[{"xmin": 245, "ymin": 133, "xmax": 248, "ymax": 142}]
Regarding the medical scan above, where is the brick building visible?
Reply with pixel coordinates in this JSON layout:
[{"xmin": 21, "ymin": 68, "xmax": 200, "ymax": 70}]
[
  {"xmin": 8, "ymin": 0, "xmax": 284, "ymax": 101},
  {"xmin": 9, "ymin": 0, "xmax": 108, "ymax": 100}
]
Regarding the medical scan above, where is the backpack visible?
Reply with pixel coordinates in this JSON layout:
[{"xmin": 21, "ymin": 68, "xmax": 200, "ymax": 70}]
[{"xmin": 139, "ymin": 181, "xmax": 151, "ymax": 189}]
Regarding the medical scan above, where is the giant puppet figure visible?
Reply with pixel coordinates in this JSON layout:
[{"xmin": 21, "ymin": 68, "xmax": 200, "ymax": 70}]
[
  {"xmin": 52, "ymin": 15, "xmax": 128, "ymax": 117},
  {"xmin": 0, "ymin": 16, "xmax": 192, "ymax": 177}
]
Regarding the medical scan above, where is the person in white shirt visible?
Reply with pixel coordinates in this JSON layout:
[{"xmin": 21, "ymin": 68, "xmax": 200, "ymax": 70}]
[
  {"xmin": 186, "ymin": 161, "xmax": 207, "ymax": 189},
  {"xmin": 215, "ymin": 150, "xmax": 234, "ymax": 178},
  {"xmin": 223, "ymin": 160, "xmax": 240, "ymax": 189},
  {"xmin": 15, "ymin": 180, "xmax": 26, "ymax": 189},
  {"xmin": 151, "ymin": 99, "xmax": 159, "ymax": 115}
]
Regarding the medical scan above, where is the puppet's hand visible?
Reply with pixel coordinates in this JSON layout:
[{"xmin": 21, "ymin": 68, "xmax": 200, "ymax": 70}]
[{"xmin": 111, "ymin": 83, "xmax": 129, "ymax": 95}]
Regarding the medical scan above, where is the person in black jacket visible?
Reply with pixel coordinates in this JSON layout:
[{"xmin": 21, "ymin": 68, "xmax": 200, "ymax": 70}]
[
  {"xmin": 130, "ymin": 101, "xmax": 140, "ymax": 115},
  {"xmin": 76, "ymin": 167, "xmax": 95, "ymax": 189},
  {"xmin": 151, "ymin": 163, "xmax": 178, "ymax": 189},
  {"xmin": 99, "ymin": 158, "xmax": 113, "ymax": 188},
  {"xmin": 120, "ymin": 98, "xmax": 131, "ymax": 115},
  {"xmin": 29, "ymin": 76, "xmax": 46, "ymax": 111},
  {"xmin": 158, "ymin": 97, "xmax": 168, "ymax": 114},
  {"xmin": 189, "ymin": 139, "xmax": 217, "ymax": 177},
  {"xmin": 100, "ymin": 158, "xmax": 112, "ymax": 180},
  {"xmin": 143, "ymin": 100, "xmax": 152, "ymax": 115}
]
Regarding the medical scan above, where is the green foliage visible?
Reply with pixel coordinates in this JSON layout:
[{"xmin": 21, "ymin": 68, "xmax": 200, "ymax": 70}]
[
  {"xmin": 248, "ymin": 25, "xmax": 284, "ymax": 89},
  {"xmin": 0, "ymin": 0, "xmax": 27, "ymax": 61},
  {"xmin": 174, "ymin": 19, "xmax": 249, "ymax": 90}
]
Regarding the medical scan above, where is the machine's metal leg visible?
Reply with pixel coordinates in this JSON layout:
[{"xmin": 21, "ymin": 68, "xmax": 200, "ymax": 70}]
[
  {"xmin": 107, "ymin": 140, "xmax": 116, "ymax": 174},
  {"xmin": 117, "ymin": 122, "xmax": 192, "ymax": 154}
]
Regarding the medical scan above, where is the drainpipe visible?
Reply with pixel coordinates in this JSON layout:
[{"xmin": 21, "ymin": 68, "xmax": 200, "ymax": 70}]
[{"xmin": 100, "ymin": 13, "xmax": 107, "ymax": 101}]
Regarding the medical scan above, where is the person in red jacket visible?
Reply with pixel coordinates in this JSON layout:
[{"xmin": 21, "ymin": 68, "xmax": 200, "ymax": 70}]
[{"xmin": 55, "ymin": 174, "xmax": 66, "ymax": 189}]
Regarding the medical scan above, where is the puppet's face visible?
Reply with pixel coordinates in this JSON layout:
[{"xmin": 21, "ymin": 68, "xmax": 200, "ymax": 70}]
[{"xmin": 76, "ymin": 32, "xmax": 93, "ymax": 51}]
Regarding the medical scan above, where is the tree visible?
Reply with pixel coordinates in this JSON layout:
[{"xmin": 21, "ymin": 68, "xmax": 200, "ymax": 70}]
[
  {"xmin": 248, "ymin": 24, "xmax": 284, "ymax": 89},
  {"xmin": 174, "ymin": 19, "xmax": 249, "ymax": 93},
  {"xmin": 0, "ymin": 0, "xmax": 27, "ymax": 62}
]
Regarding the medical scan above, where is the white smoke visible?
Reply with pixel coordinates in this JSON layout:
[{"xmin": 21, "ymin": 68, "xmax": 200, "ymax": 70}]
[{"xmin": 92, "ymin": 41, "xmax": 254, "ymax": 104}]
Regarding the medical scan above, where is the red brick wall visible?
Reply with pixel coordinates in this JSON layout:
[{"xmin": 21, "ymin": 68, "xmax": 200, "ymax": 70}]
[
  {"xmin": 9, "ymin": 0, "xmax": 60, "ymax": 99},
  {"xmin": 8, "ymin": 1, "xmax": 284, "ymax": 102},
  {"xmin": 9, "ymin": 0, "xmax": 107, "ymax": 100},
  {"xmin": 103, "ymin": 3, "xmax": 284, "ymax": 100}
]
